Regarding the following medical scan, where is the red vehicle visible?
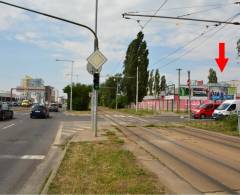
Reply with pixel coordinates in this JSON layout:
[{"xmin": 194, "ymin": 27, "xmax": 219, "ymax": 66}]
[{"xmin": 192, "ymin": 102, "xmax": 221, "ymax": 119}]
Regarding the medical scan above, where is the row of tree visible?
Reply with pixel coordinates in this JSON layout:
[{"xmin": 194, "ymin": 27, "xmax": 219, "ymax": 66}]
[
  {"xmin": 62, "ymin": 31, "xmax": 223, "ymax": 111},
  {"xmin": 99, "ymin": 31, "xmax": 168, "ymax": 108},
  {"xmin": 147, "ymin": 69, "xmax": 166, "ymax": 96}
]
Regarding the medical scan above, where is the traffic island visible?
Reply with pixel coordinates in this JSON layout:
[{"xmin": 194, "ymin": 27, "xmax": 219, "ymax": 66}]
[{"xmin": 47, "ymin": 130, "xmax": 164, "ymax": 194}]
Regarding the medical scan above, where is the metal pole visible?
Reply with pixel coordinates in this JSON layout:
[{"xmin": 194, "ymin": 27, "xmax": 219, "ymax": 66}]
[
  {"xmin": 70, "ymin": 61, "xmax": 73, "ymax": 111},
  {"xmin": 93, "ymin": 0, "xmax": 98, "ymax": 137},
  {"xmin": 188, "ymin": 71, "xmax": 191, "ymax": 120},
  {"xmin": 238, "ymin": 110, "xmax": 240, "ymax": 136},
  {"xmin": 177, "ymin": 68, "xmax": 182, "ymax": 112},
  {"xmin": 136, "ymin": 66, "xmax": 139, "ymax": 112},
  {"xmin": 116, "ymin": 78, "xmax": 118, "ymax": 110}
]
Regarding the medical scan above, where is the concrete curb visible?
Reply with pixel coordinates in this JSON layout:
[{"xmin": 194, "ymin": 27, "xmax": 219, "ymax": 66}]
[{"xmin": 40, "ymin": 141, "xmax": 71, "ymax": 194}]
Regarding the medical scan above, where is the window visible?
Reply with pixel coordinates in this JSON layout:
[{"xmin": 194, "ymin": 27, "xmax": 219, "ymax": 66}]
[
  {"xmin": 228, "ymin": 104, "xmax": 236, "ymax": 111},
  {"xmin": 216, "ymin": 104, "xmax": 230, "ymax": 110},
  {"xmin": 206, "ymin": 104, "xmax": 213, "ymax": 109}
]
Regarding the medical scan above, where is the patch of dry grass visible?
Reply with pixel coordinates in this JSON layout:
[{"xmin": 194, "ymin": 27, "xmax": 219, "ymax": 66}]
[{"xmin": 48, "ymin": 131, "xmax": 164, "ymax": 194}]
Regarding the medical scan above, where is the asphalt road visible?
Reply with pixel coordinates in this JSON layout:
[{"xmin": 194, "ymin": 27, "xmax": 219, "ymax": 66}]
[{"xmin": 0, "ymin": 110, "xmax": 63, "ymax": 193}]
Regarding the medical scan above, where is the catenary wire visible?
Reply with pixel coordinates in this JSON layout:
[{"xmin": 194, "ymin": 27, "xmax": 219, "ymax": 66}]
[
  {"xmin": 142, "ymin": 0, "xmax": 169, "ymax": 30},
  {"xmin": 152, "ymin": 24, "xmax": 219, "ymax": 66},
  {"xmin": 157, "ymin": 13, "xmax": 240, "ymax": 70}
]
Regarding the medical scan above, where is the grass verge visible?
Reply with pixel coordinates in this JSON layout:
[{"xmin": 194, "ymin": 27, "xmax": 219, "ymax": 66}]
[
  {"xmin": 47, "ymin": 131, "xmax": 164, "ymax": 194},
  {"xmin": 186, "ymin": 115, "xmax": 239, "ymax": 136}
]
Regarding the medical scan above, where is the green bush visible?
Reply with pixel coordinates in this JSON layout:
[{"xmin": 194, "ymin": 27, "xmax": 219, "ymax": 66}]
[
  {"xmin": 222, "ymin": 114, "xmax": 238, "ymax": 131},
  {"xmin": 63, "ymin": 83, "xmax": 91, "ymax": 111}
]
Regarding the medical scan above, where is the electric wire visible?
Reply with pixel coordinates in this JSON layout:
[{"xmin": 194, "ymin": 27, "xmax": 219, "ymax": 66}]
[
  {"xmin": 177, "ymin": 4, "xmax": 234, "ymax": 18},
  {"xmin": 157, "ymin": 13, "xmax": 240, "ymax": 70},
  {"xmin": 152, "ymin": 24, "xmax": 219, "ymax": 66},
  {"xmin": 141, "ymin": 0, "xmax": 169, "ymax": 30},
  {"xmin": 158, "ymin": 2, "xmax": 237, "ymax": 11}
]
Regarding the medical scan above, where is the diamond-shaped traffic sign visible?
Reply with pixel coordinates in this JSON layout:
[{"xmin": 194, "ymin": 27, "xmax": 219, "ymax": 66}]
[
  {"xmin": 87, "ymin": 50, "xmax": 107, "ymax": 71},
  {"xmin": 87, "ymin": 62, "xmax": 102, "ymax": 75}
]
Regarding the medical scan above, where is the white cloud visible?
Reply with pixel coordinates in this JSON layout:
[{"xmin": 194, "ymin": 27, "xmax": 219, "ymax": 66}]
[{"xmin": 0, "ymin": 0, "xmax": 239, "ymax": 87}]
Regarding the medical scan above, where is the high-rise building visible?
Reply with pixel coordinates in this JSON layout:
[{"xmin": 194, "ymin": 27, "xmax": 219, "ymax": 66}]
[{"xmin": 20, "ymin": 76, "xmax": 45, "ymax": 103}]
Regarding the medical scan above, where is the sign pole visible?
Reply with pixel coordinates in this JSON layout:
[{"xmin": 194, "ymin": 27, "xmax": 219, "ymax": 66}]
[
  {"xmin": 188, "ymin": 71, "xmax": 191, "ymax": 120},
  {"xmin": 93, "ymin": 0, "xmax": 98, "ymax": 137}
]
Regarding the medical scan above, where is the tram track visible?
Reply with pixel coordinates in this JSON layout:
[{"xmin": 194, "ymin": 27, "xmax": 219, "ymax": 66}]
[{"xmin": 100, "ymin": 109, "xmax": 240, "ymax": 194}]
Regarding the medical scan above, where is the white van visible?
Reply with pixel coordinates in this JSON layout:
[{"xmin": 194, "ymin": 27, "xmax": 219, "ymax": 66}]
[{"xmin": 212, "ymin": 100, "xmax": 240, "ymax": 119}]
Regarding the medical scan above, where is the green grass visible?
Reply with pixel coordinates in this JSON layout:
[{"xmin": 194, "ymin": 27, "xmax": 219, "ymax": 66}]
[
  {"xmin": 48, "ymin": 130, "xmax": 164, "ymax": 194},
  {"xmin": 186, "ymin": 115, "xmax": 240, "ymax": 136}
]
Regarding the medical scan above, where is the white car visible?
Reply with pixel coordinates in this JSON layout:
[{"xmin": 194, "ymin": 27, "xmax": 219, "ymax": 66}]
[{"xmin": 212, "ymin": 100, "xmax": 240, "ymax": 119}]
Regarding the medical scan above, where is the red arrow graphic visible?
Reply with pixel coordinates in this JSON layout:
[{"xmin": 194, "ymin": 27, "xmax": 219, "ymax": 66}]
[{"xmin": 215, "ymin": 42, "xmax": 229, "ymax": 72}]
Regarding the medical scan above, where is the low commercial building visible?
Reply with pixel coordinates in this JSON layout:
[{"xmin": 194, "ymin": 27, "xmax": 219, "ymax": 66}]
[{"xmin": 0, "ymin": 90, "xmax": 18, "ymax": 102}]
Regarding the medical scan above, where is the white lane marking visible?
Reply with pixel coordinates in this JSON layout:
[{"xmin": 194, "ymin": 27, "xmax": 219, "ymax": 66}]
[
  {"xmin": 62, "ymin": 132, "xmax": 72, "ymax": 136},
  {"xmin": 64, "ymin": 129, "xmax": 78, "ymax": 133},
  {"xmin": 21, "ymin": 155, "xmax": 45, "ymax": 160},
  {"xmin": 0, "ymin": 155, "xmax": 45, "ymax": 160},
  {"xmin": 53, "ymin": 122, "xmax": 63, "ymax": 145},
  {"xmin": 2, "ymin": 124, "xmax": 15, "ymax": 130}
]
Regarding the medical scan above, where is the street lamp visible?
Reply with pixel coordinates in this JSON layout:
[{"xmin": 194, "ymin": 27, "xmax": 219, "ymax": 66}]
[
  {"xmin": 136, "ymin": 57, "xmax": 140, "ymax": 112},
  {"xmin": 56, "ymin": 59, "xmax": 74, "ymax": 111}
]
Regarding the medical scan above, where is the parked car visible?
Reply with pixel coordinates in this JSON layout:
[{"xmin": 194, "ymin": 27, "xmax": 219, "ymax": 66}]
[
  {"xmin": 21, "ymin": 100, "xmax": 31, "ymax": 107},
  {"xmin": 192, "ymin": 102, "xmax": 221, "ymax": 119},
  {"xmin": 0, "ymin": 102, "xmax": 14, "ymax": 120},
  {"xmin": 49, "ymin": 103, "xmax": 59, "ymax": 112},
  {"xmin": 12, "ymin": 102, "xmax": 19, "ymax": 107},
  {"xmin": 212, "ymin": 100, "xmax": 240, "ymax": 119},
  {"xmin": 30, "ymin": 105, "xmax": 50, "ymax": 119}
]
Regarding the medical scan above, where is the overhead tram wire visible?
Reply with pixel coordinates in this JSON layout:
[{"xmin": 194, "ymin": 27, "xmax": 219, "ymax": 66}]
[
  {"xmin": 176, "ymin": 4, "xmax": 234, "ymax": 18},
  {"xmin": 157, "ymin": 13, "xmax": 240, "ymax": 70},
  {"xmin": 133, "ymin": 2, "xmax": 237, "ymax": 13},
  {"xmin": 152, "ymin": 24, "xmax": 219, "ymax": 66},
  {"xmin": 158, "ymin": 14, "xmax": 239, "ymax": 70},
  {"xmin": 133, "ymin": 2, "xmax": 239, "ymax": 67},
  {"xmin": 142, "ymin": 0, "xmax": 169, "ymax": 30},
  {"xmin": 157, "ymin": 2, "xmax": 239, "ymax": 11}
]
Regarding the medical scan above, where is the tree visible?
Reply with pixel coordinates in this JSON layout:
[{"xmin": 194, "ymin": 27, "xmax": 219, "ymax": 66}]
[
  {"xmin": 148, "ymin": 69, "xmax": 154, "ymax": 96},
  {"xmin": 208, "ymin": 68, "xmax": 218, "ymax": 83},
  {"xmin": 63, "ymin": 83, "xmax": 91, "ymax": 111},
  {"xmin": 99, "ymin": 74, "xmax": 127, "ymax": 108},
  {"xmin": 237, "ymin": 38, "xmax": 240, "ymax": 56},
  {"xmin": 154, "ymin": 69, "xmax": 160, "ymax": 96},
  {"xmin": 160, "ymin": 75, "xmax": 167, "ymax": 92},
  {"xmin": 99, "ymin": 76, "xmax": 117, "ymax": 108},
  {"xmin": 123, "ymin": 31, "xmax": 149, "ymax": 103}
]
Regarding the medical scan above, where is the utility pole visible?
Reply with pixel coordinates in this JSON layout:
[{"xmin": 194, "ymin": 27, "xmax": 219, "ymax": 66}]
[
  {"xmin": 115, "ymin": 78, "xmax": 119, "ymax": 110},
  {"xmin": 56, "ymin": 59, "xmax": 74, "ymax": 111},
  {"xmin": 188, "ymin": 70, "xmax": 192, "ymax": 120},
  {"xmin": 70, "ymin": 61, "xmax": 73, "ymax": 111},
  {"xmin": 136, "ymin": 66, "xmax": 139, "ymax": 112},
  {"xmin": 93, "ymin": 0, "xmax": 98, "ymax": 137},
  {"xmin": 176, "ymin": 68, "xmax": 182, "ymax": 112}
]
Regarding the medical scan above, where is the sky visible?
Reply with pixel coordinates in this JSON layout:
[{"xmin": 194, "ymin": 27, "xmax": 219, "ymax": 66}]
[{"xmin": 0, "ymin": 0, "xmax": 239, "ymax": 95}]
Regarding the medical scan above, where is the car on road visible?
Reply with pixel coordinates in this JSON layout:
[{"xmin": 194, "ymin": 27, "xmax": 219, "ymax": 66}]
[
  {"xmin": 21, "ymin": 100, "xmax": 31, "ymax": 107},
  {"xmin": 30, "ymin": 105, "xmax": 50, "ymax": 119},
  {"xmin": 213, "ymin": 100, "xmax": 240, "ymax": 119},
  {"xmin": 0, "ymin": 102, "xmax": 14, "ymax": 120},
  {"xmin": 192, "ymin": 102, "xmax": 221, "ymax": 119},
  {"xmin": 49, "ymin": 103, "xmax": 59, "ymax": 112}
]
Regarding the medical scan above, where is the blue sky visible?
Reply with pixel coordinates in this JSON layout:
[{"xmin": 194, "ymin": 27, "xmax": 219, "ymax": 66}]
[{"xmin": 0, "ymin": 0, "xmax": 239, "ymax": 95}]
